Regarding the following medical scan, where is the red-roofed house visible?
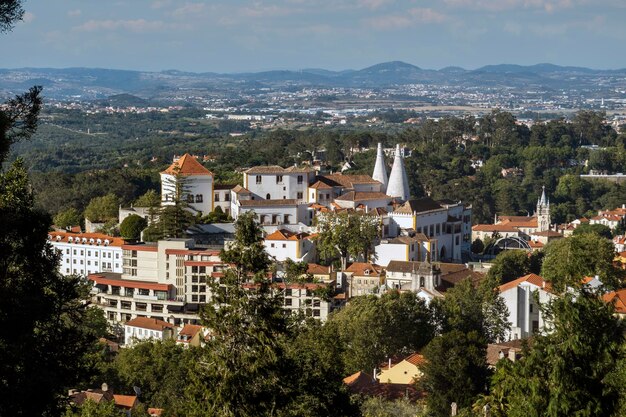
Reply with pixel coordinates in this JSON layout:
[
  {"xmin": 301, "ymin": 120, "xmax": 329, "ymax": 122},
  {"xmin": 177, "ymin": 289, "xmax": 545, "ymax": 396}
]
[
  {"xmin": 48, "ymin": 231, "xmax": 124, "ymax": 276},
  {"xmin": 499, "ymin": 273, "xmax": 553, "ymax": 340},
  {"xmin": 161, "ymin": 153, "xmax": 215, "ymax": 215},
  {"xmin": 344, "ymin": 262, "xmax": 383, "ymax": 297},
  {"xmin": 176, "ymin": 324, "xmax": 205, "ymax": 347},
  {"xmin": 124, "ymin": 317, "xmax": 176, "ymax": 346},
  {"xmin": 377, "ymin": 353, "xmax": 426, "ymax": 384},
  {"xmin": 603, "ymin": 289, "xmax": 626, "ymax": 317},
  {"xmin": 263, "ymin": 229, "xmax": 316, "ymax": 262}
]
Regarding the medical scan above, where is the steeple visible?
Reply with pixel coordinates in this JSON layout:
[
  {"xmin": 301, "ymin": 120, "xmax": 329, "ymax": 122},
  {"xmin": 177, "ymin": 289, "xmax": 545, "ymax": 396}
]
[
  {"xmin": 372, "ymin": 143, "xmax": 388, "ymax": 192},
  {"xmin": 386, "ymin": 144, "xmax": 410, "ymax": 201},
  {"xmin": 536, "ymin": 186, "xmax": 550, "ymax": 232}
]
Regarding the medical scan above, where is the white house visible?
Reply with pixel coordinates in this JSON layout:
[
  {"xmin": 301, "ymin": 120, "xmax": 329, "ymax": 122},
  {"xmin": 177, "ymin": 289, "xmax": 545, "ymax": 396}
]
[
  {"xmin": 242, "ymin": 165, "xmax": 314, "ymax": 202},
  {"xmin": 161, "ymin": 153, "xmax": 214, "ymax": 215},
  {"xmin": 124, "ymin": 316, "xmax": 176, "ymax": 346},
  {"xmin": 498, "ymin": 273, "xmax": 553, "ymax": 341},
  {"xmin": 48, "ymin": 231, "xmax": 124, "ymax": 276},
  {"xmin": 374, "ymin": 234, "xmax": 432, "ymax": 267},
  {"xmin": 264, "ymin": 229, "xmax": 316, "ymax": 262}
]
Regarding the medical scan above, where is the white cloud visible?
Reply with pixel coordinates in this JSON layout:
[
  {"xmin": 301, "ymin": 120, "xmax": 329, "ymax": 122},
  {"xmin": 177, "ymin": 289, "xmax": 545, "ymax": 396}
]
[
  {"xmin": 67, "ymin": 9, "xmax": 82, "ymax": 17},
  {"xmin": 172, "ymin": 3, "xmax": 207, "ymax": 17},
  {"xmin": 74, "ymin": 19, "xmax": 167, "ymax": 33},
  {"xmin": 364, "ymin": 8, "xmax": 448, "ymax": 30}
]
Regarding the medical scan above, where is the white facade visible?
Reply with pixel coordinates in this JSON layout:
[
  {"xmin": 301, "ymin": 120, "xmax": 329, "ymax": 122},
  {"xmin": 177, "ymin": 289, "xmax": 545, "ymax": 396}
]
[
  {"xmin": 264, "ymin": 229, "xmax": 316, "ymax": 262},
  {"xmin": 48, "ymin": 231, "xmax": 123, "ymax": 276},
  {"xmin": 243, "ymin": 166, "xmax": 313, "ymax": 203},
  {"xmin": 124, "ymin": 317, "xmax": 175, "ymax": 346},
  {"xmin": 499, "ymin": 274, "xmax": 553, "ymax": 341},
  {"xmin": 374, "ymin": 235, "xmax": 431, "ymax": 267},
  {"xmin": 161, "ymin": 172, "xmax": 214, "ymax": 215}
]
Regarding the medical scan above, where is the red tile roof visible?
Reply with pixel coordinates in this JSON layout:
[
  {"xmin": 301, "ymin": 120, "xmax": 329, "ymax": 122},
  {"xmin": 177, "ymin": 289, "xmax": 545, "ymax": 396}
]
[
  {"xmin": 178, "ymin": 324, "xmax": 203, "ymax": 338},
  {"xmin": 404, "ymin": 353, "xmax": 426, "ymax": 366},
  {"xmin": 48, "ymin": 231, "xmax": 125, "ymax": 247},
  {"xmin": 345, "ymin": 262, "xmax": 381, "ymax": 276},
  {"xmin": 161, "ymin": 153, "xmax": 213, "ymax": 176},
  {"xmin": 125, "ymin": 317, "xmax": 175, "ymax": 331},
  {"xmin": 88, "ymin": 274, "xmax": 172, "ymax": 292},
  {"xmin": 265, "ymin": 229, "xmax": 309, "ymax": 241},
  {"xmin": 498, "ymin": 273, "xmax": 551, "ymax": 293},
  {"xmin": 603, "ymin": 289, "xmax": 626, "ymax": 314},
  {"xmin": 113, "ymin": 395, "xmax": 137, "ymax": 409}
]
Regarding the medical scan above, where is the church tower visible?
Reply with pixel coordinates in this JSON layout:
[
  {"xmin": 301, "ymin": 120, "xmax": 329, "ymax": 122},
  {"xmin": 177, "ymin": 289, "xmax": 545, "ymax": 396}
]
[
  {"xmin": 386, "ymin": 144, "xmax": 410, "ymax": 201},
  {"xmin": 536, "ymin": 186, "xmax": 550, "ymax": 232},
  {"xmin": 372, "ymin": 143, "xmax": 388, "ymax": 192}
]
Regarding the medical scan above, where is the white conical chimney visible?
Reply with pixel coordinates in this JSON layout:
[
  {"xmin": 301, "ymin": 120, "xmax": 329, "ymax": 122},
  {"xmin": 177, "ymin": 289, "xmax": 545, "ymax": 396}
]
[
  {"xmin": 372, "ymin": 143, "xmax": 388, "ymax": 192},
  {"xmin": 386, "ymin": 144, "xmax": 410, "ymax": 201}
]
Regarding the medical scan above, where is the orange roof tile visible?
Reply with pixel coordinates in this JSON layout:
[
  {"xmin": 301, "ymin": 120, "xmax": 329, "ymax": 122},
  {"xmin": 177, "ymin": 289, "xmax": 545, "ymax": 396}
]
[
  {"xmin": 48, "ymin": 231, "xmax": 125, "ymax": 247},
  {"xmin": 161, "ymin": 153, "xmax": 213, "ymax": 176},
  {"xmin": 88, "ymin": 274, "xmax": 172, "ymax": 292},
  {"xmin": 603, "ymin": 289, "xmax": 626, "ymax": 314},
  {"xmin": 345, "ymin": 262, "xmax": 381, "ymax": 276},
  {"xmin": 307, "ymin": 263, "xmax": 331, "ymax": 275},
  {"xmin": 404, "ymin": 353, "xmax": 426, "ymax": 366},
  {"xmin": 113, "ymin": 395, "xmax": 137, "ymax": 409},
  {"xmin": 498, "ymin": 273, "xmax": 551, "ymax": 293},
  {"xmin": 125, "ymin": 317, "xmax": 175, "ymax": 331},
  {"xmin": 265, "ymin": 229, "xmax": 310, "ymax": 241},
  {"xmin": 179, "ymin": 324, "xmax": 203, "ymax": 338}
]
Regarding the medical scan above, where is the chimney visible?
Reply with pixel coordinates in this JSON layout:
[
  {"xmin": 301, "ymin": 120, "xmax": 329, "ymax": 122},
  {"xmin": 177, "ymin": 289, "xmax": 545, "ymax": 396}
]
[
  {"xmin": 101, "ymin": 383, "xmax": 108, "ymax": 392},
  {"xmin": 373, "ymin": 368, "xmax": 378, "ymax": 381},
  {"xmin": 388, "ymin": 358, "xmax": 392, "ymax": 369},
  {"xmin": 508, "ymin": 349, "xmax": 517, "ymax": 362}
]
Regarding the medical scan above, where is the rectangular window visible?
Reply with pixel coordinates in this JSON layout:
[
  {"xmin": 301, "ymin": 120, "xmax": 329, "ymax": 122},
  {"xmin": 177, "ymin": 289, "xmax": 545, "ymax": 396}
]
[
  {"xmin": 73, "ymin": 250, "xmax": 76, "ymax": 255},
  {"xmin": 276, "ymin": 175, "xmax": 283, "ymax": 184},
  {"xmin": 282, "ymin": 244, "xmax": 286, "ymax": 248},
  {"xmin": 313, "ymin": 310, "xmax": 320, "ymax": 317},
  {"xmin": 256, "ymin": 175, "xmax": 262, "ymax": 184},
  {"xmin": 192, "ymin": 295, "xmax": 198, "ymax": 302},
  {"xmin": 271, "ymin": 243, "xmax": 275, "ymax": 248},
  {"xmin": 297, "ymin": 192, "xmax": 303, "ymax": 199},
  {"xmin": 138, "ymin": 289, "xmax": 149, "ymax": 296},
  {"xmin": 80, "ymin": 250, "xmax": 84, "ymax": 255},
  {"xmin": 297, "ymin": 175, "xmax": 303, "ymax": 184},
  {"xmin": 66, "ymin": 249, "xmax": 70, "ymax": 254},
  {"xmin": 215, "ymin": 193, "xmax": 220, "ymax": 202},
  {"xmin": 87, "ymin": 251, "xmax": 91, "ymax": 256},
  {"xmin": 285, "ymin": 298, "xmax": 292, "ymax": 306},
  {"xmin": 225, "ymin": 194, "xmax": 230, "ymax": 202},
  {"xmin": 286, "ymin": 289, "xmax": 292, "ymax": 296}
]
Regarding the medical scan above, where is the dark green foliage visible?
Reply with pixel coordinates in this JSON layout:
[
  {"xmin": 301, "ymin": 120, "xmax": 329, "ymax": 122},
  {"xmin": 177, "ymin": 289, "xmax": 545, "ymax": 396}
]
[
  {"xmin": 471, "ymin": 238, "xmax": 484, "ymax": 254},
  {"xmin": 421, "ymin": 278, "xmax": 509, "ymax": 416},
  {"xmin": 480, "ymin": 290, "xmax": 625, "ymax": 417},
  {"xmin": 486, "ymin": 250, "xmax": 531, "ymax": 284},
  {"xmin": 330, "ymin": 291, "xmax": 434, "ymax": 374},
  {"xmin": 0, "ymin": 0, "xmax": 24, "ymax": 33},
  {"xmin": 0, "ymin": 86, "xmax": 42, "ymax": 162},
  {"xmin": 84, "ymin": 193, "xmax": 119, "ymax": 223},
  {"xmin": 0, "ymin": 161, "xmax": 96, "ymax": 416},
  {"xmin": 541, "ymin": 233, "xmax": 622, "ymax": 292},
  {"xmin": 53, "ymin": 207, "xmax": 83, "ymax": 228},
  {"xmin": 119, "ymin": 214, "xmax": 148, "ymax": 240},
  {"xmin": 572, "ymin": 223, "xmax": 613, "ymax": 239}
]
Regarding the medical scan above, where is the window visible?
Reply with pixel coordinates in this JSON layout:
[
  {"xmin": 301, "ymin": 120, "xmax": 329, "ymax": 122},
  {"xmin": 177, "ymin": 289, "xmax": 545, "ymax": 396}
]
[
  {"xmin": 286, "ymin": 289, "xmax": 292, "ymax": 296},
  {"xmin": 282, "ymin": 244, "xmax": 286, "ymax": 248},
  {"xmin": 87, "ymin": 251, "xmax": 91, "ymax": 256},
  {"xmin": 187, "ymin": 194, "xmax": 194, "ymax": 203},
  {"xmin": 297, "ymin": 175, "xmax": 303, "ymax": 184},
  {"xmin": 285, "ymin": 298, "xmax": 292, "ymax": 306},
  {"xmin": 192, "ymin": 295, "xmax": 198, "ymax": 302},
  {"xmin": 313, "ymin": 310, "xmax": 320, "ymax": 317},
  {"xmin": 297, "ymin": 192, "xmax": 303, "ymax": 199},
  {"xmin": 195, "ymin": 194, "xmax": 203, "ymax": 203},
  {"xmin": 266, "ymin": 193, "xmax": 271, "ymax": 200},
  {"xmin": 80, "ymin": 250, "xmax": 84, "ymax": 255},
  {"xmin": 138, "ymin": 289, "xmax": 149, "ymax": 296},
  {"xmin": 256, "ymin": 175, "xmax": 262, "ymax": 184},
  {"xmin": 276, "ymin": 175, "xmax": 283, "ymax": 184},
  {"xmin": 66, "ymin": 249, "xmax": 70, "ymax": 254},
  {"xmin": 214, "ymin": 193, "xmax": 220, "ymax": 202},
  {"xmin": 73, "ymin": 249, "xmax": 76, "ymax": 255},
  {"xmin": 66, "ymin": 268, "xmax": 69, "ymax": 273},
  {"xmin": 270, "ymin": 243, "xmax": 275, "ymax": 248},
  {"xmin": 225, "ymin": 193, "xmax": 230, "ymax": 202},
  {"xmin": 530, "ymin": 304, "xmax": 534, "ymax": 313}
]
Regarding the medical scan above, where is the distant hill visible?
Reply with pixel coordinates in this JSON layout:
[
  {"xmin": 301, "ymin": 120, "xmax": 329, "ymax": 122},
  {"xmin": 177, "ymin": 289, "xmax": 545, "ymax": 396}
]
[{"xmin": 1, "ymin": 61, "xmax": 625, "ymax": 100}]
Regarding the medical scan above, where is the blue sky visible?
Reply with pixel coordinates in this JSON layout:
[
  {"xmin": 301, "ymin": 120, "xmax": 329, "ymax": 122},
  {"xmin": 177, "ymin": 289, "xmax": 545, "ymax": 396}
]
[{"xmin": 1, "ymin": 0, "xmax": 625, "ymax": 72}]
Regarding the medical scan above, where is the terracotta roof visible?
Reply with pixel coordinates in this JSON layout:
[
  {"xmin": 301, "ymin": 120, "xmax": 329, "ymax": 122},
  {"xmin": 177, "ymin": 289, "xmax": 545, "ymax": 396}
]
[
  {"xmin": 122, "ymin": 244, "xmax": 158, "ymax": 252},
  {"xmin": 368, "ymin": 207, "xmax": 388, "ymax": 216},
  {"xmin": 214, "ymin": 184, "xmax": 237, "ymax": 190},
  {"xmin": 472, "ymin": 224, "xmax": 519, "ymax": 232},
  {"xmin": 532, "ymin": 230, "xmax": 563, "ymax": 237},
  {"xmin": 318, "ymin": 173, "xmax": 380, "ymax": 188},
  {"xmin": 387, "ymin": 234, "xmax": 429, "ymax": 245},
  {"xmin": 265, "ymin": 229, "xmax": 309, "ymax": 241},
  {"xmin": 125, "ymin": 317, "xmax": 175, "ymax": 331},
  {"xmin": 498, "ymin": 273, "xmax": 551, "ymax": 293},
  {"xmin": 603, "ymin": 289, "xmax": 626, "ymax": 314},
  {"xmin": 529, "ymin": 240, "xmax": 544, "ymax": 248},
  {"xmin": 179, "ymin": 324, "xmax": 203, "ymax": 338},
  {"xmin": 161, "ymin": 153, "xmax": 213, "ymax": 176},
  {"xmin": 404, "ymin": 353, "xmax": 426, "ymax": 366},
  {"xmin": 345, "ymin": 262, "xmax": 381, "ymax": 276},
  {"xmin": 113, "ymin": 394, "xmax": 138, "ymax": 409},
  {"xmin": 393, "ymin": 198, "xmax": 441, "ymax": 214},
  {"xmin": 309, "ymin": 180, "xmax": 334, "ymax": 189},
  {"xmin": 148, "ymin": 408, "xmax": 163, "ymax": 416},
  {"xmin": 498, "ymin": 216, "xmax": 538, "ymax": 228},
  {"xmin": 245, "ymin": 165, "xmax": 313, "ymax": 174},
  {"xmin": 48, "ymin": 231, "xmax": 125, "ymax": 247},
  {"xmin": 335, "ymin": 191, "xmax": 390, "ymax": 202},
  {"xmin": 89, "ymin": 273, "xmax": 172, "ymax": 292},
  {"xmin": 307, "ymin": 263, "xmax": 331, "ymax": 275},
  {"xmin": 343, "ymin": 371, "xmax": 375, "ymax": 388},
  {"xmin": 232, "ymin": 185, "xmax": 251, "ymax": 194},
  {"xmin": 238, "ymin": 199, "xmax": 297, "ymax": 207}
]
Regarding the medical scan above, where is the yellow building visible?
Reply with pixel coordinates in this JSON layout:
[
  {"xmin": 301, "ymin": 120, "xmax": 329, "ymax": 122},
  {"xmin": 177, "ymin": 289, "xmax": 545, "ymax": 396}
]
[{"xmin": 377, "ymin": 353, "xmax": 425, "ymax": 384}]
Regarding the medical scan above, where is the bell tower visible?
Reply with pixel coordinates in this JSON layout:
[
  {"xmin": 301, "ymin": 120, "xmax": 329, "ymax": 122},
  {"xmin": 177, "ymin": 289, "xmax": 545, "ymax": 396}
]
[{"xmin": 536, "ymin": 186, "xmax": 550, "ymax": 232}]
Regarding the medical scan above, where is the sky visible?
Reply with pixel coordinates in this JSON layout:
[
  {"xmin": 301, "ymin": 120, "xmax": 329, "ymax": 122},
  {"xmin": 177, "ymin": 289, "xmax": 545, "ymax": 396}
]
[{"xmin": 1, "ymin": 0, "xmax": 625, "ymax": 73}]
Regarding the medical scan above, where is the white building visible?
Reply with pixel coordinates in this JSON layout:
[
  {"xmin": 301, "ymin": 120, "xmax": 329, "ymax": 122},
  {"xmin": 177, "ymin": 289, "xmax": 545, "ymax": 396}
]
[
  {"xmin": 498, "ymin": 273, "xmax": 553, "ymax": 341},
  {"xmin": 161, "ymin": 153, "xmax": 214, "ymax": 215},
  {"xmin": 374, "ymin": 234, "xmax": 432, "ymax": 267},
  {"xmin": 264, "ymin": 229, "xmax": 316, "ymax": 262},
  {"xmin": 389, "ymin": 198, "xmax": 471, "ymax": 262},
  {"xmin": 48, "ymin": 231, "xmax": 124, "ymax": 276},
  {"xmin": 242, "ymin": 165, "xmax": 314, "ymax": 202},
  {"xmin": 124, "ymin": 316, "xmax": 176, "ymax": 346}
]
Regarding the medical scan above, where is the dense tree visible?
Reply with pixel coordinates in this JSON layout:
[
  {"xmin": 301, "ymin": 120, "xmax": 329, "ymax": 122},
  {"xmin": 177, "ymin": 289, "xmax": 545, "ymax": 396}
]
[
  {"xmin": 119, "ymin": 214, "xmax": 148, "ymax": 240},
  {"xmin": 486, "ymin": 250, "xmax": 530, "ymax": 284},
  {"xmin": 0, "ymin": 161, "xmax": 96, "ymax": 416},
  {"xmin": 420, "ymin": 278, "xmax": 509, "ymax": 416},
  {"xmin": 315, "ymin": 211, "xmax": 380, "ymax": 270},
  {"xmin": 53, "ymin": 207, "xmax": 83, "ymax": 229},
  {"xmin": 479, "ymin": 290, "xmax": 625, "ymax": 417},
  {"xmin": 83, "ymin": 193, "xmax": 119, "ymax": 223},
  {"xmin": 572, "ymin": 223, "xmax": 613, "ymax": 239},
  {"xmin": 134, "ymin": 189, "xmax": 160, "ymax": 208},
  {"xmin": 330, "ymin": 292, "xmax": 434, "ymax": 374},
  {"xmin": 541, "ymin": 233, "xmax": 621, "ymax": 292}
]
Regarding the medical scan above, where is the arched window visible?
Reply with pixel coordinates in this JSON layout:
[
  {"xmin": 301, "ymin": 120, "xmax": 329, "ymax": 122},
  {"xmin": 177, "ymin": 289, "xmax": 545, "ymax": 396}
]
[
  {"xmin": 419, "ymin": 276, "xmax": 425, "ymax": 287},
  {"xmin": 195, "ymin": 194, "xmax": 203, "ymax": 203},
  {"xmin": 266, "ymin": 193, "xmax": 271, "ymax": 200},
  {"xmin": 187, "ymin": 194, "xmax": 194, "ymax": 203}
]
